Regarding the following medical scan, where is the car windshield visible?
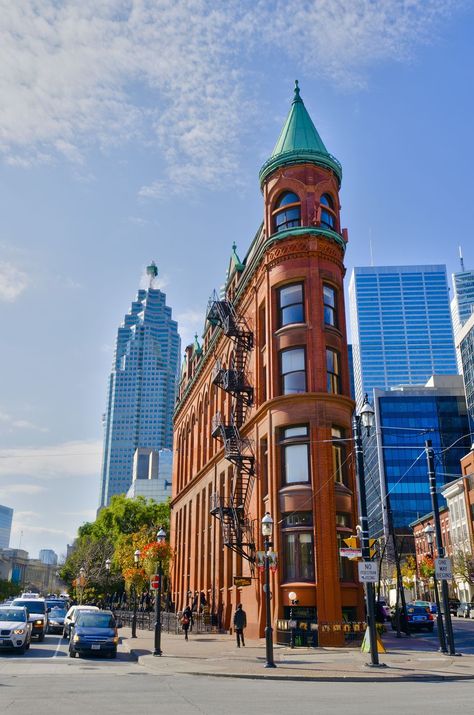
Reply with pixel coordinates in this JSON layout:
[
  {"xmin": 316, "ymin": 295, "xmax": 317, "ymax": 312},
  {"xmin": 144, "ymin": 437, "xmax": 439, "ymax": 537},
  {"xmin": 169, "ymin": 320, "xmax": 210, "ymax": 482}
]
[
  {"xmin": 12, "ymin": 600, "xmax": 46, "ymax": 613},
  {"xmin": 76, "ymin": 613, "xmax": 115, "ymax": 628},
  {"xmin": 50, "ymin": 607, "xmax": 66, "ymax": 617},
  {"xmin": 47, "ymin": 601, "xmax": 66, "ymax": 609},
  {"xmin": 0, "ymin": 609, "xmax": 25, "ymax": 622}
]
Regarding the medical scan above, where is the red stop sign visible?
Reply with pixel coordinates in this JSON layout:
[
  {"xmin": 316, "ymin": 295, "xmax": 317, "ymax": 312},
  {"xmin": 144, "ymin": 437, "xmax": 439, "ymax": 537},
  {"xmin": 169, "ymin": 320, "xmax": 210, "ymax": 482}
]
[{"xmin": 151, "ymin": 575, "xmax": 160, "ymax": 590}]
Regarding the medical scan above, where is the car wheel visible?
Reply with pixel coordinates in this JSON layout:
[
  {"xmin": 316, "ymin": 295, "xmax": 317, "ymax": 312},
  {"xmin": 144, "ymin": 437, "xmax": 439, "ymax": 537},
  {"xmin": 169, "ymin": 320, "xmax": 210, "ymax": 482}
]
[
  {"xmin": 17, "ymin": 643, "xmax": 27, "ymax": 655},
  {"xmin": 62, "ymin": 629, "xmax": 68, "ymax": 640},
  {"xmin": 26, "ymin": 638, "xmax": 31, "ymax": 650},
  {"xmin": 109, "ymin": 650, "xmax": 117, "ymax": 659},
  {"xmin": 37, "ymin": 632, "xmax": 45, "ymax": 642},
  {"xmin": 69, "ymin": 647, "xmax": 76, "ymax": 658}
]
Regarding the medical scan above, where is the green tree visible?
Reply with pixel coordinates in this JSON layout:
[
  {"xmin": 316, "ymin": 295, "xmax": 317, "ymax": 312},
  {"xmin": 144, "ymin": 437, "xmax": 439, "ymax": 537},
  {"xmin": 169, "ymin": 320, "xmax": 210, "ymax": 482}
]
[{"xmin": 453, "ymin": 550, "xmax": 474, "ymax": 585}]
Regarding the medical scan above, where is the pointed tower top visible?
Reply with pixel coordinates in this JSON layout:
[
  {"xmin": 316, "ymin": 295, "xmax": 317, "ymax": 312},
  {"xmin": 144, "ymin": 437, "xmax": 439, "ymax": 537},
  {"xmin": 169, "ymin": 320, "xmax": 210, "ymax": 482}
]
[
  {"xmin": 231, "ymin": 242, "xmax": 245, "ymax": 272},
  {"xmin": 193, "ymin": 333, "xmax": 203, "ymax": 357},
  {"xmin": 259, "ymin": 82, "xmax": 342, "ymax": 187}
]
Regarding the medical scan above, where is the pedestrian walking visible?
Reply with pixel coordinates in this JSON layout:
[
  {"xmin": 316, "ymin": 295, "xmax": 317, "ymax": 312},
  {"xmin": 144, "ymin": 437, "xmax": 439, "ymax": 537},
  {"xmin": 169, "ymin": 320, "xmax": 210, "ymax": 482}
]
[
  {"xmin": 182, "ymin": 606, "xmax": 192, "ymax": 641},
  {"xmin": 233, "ymin": 604, "xmax": 247, "ymax": 647}
]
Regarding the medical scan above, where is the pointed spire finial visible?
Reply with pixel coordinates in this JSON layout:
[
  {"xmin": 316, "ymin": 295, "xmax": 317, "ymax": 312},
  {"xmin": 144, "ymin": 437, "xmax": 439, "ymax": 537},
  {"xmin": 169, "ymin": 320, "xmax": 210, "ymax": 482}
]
[
  {"xmin": 232, "ymin": 241, "xmax": 237, "ymax": 251},
  {"xmin": 293, "ymin": 79, "xmax": 301, "ymax": 103}
]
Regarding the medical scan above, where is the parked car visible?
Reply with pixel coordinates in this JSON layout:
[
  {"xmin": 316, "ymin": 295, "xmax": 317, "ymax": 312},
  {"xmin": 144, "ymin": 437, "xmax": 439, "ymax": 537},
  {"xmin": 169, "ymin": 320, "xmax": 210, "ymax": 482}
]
[
  {"xmin": 63, "ymin": 605, "xmax": 99, "ymax": 639},
  {"xmin": 47, "ymin": 605, "xmax": 67, "ymax": 634},
  {"xmin": 69, "ymin": 610, "xmax": 120, "ymax": 659},
  {"xmin": 391, "ymin": 605, "xmax": 434, "ymax": 632},
  {"xmin": 11, "ymin": 597, "xmax": 48, "ymax": 641},
  {"xmin": 376, "ymin": 600, "xmax": 391, "ymax": 622},
  {"xmin": 0, "ymin": 606, "xmax": 32, "ymax": 653},
  {"xmin": 456, "ymin": 602, "xmax": 474, "ymax": 618},
  {"xmin": 449, "ymin": 598, "xmax": 460, "ymax": 615}
]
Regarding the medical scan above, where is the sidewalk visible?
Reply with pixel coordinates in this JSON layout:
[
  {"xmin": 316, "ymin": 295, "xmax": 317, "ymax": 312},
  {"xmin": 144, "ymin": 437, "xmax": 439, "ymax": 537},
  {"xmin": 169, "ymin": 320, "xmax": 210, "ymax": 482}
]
[{"xmin": 119, "ymin": 626, "xmax": 474, "ymax": 682}]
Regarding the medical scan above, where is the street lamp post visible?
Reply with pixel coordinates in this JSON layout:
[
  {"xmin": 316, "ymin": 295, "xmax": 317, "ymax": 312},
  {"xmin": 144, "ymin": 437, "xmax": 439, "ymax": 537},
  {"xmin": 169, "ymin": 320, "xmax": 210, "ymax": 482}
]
[
  {"xmin": 131, "ymin": 548, "xmax": 141, "ymax": 639},
  {"xmin": 288, "ymin": 591, "xmax": 298, "ymax": 649},
  {"xmin": 105, "ymin": 558, "xmax": 111, "ymax": 609},
  {"xmin": 261, "ymin": 512, "xmax": 276, "ymax": 668},
  {"xmin": 353, "ymin": 395, "xmax": 384, "ymax": 667},
  {"xmin": 425, "ymin": 440, "xmax": 456, "ymax": 655},
  {"xmin": 79, "ymin": 567, "xmax": 86, "ymax": 605},
  {"xmin": 153, "ymin": 528, "xmax": 166, "ymax": 657},
  {"xmin": 424, "ymin": 525, "xmax": 447, "ymax": 653}
]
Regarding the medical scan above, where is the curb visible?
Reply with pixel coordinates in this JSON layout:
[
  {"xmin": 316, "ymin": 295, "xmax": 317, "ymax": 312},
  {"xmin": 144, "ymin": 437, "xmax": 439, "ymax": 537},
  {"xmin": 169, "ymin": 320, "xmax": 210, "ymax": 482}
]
[{"xmin": 127, "ymin": 650, "xmax": 474, "ymax": 684}]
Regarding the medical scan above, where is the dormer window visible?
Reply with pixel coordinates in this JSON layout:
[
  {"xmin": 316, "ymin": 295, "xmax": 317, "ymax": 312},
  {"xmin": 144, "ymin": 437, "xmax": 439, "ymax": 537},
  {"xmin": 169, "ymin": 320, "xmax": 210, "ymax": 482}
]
[
  {"xmin": 273, "ymin": 192, "xmax": 301, "ymax": 233},
  {"xmin": 320, "ymin": 194, "xmax": 336, "ymax": 230}
]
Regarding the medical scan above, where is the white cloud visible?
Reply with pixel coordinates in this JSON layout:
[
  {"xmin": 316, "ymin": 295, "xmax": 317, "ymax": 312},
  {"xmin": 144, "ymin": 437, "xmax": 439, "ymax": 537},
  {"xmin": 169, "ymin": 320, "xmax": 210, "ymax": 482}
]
[
  {"xmin": 0, "ymin": 408, "xmax": 48, "ymax": 432},
  {"xmin": 0, "ymin": 260, "xmax": 30, "ymax": 302},
  {"xmin": 0, "ymin": 439, "xmax": 102, "ymax": 480},
  {"xmin": 0, "ymin": 1, "xmax": 463, "ymax": 190},
  {"xmin": 0, "ymin": 484, "xmax": 45, "ymax": 498},
  {"xmin": 177, "ymin": 308, "xmax": 206, "ymax": 347}
]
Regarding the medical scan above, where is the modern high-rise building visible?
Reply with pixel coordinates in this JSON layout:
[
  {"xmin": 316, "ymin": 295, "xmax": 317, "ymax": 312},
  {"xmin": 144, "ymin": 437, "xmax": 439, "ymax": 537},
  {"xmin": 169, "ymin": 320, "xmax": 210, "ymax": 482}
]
[
  {"xmin": 99, "ymin": 263, "xmax": 180, "ymax": 507},
  {"xmin": 451, "ymin": 262, "xmax": 474, "ymax": 373},
  {"xmin": 126, "ymin": 447, "xmax": 173, "ymax": 503},
  {"xmin": 39, "ymin": 549, "xmax": 58, "ymax": 566},
  {"xmin": 458, "ymin": 312, "xmax": 474, "ymax": 431},
  {"xmin": 364, "ymin": 376, "xmax": 470, "ymax": 544},
  {"xmin": 0, "ymin": 505, "xmax": 13, "ymax": 549},
  {"xmin": 349, "ymin": 265, "xmax": 457, "ymax": 407}
]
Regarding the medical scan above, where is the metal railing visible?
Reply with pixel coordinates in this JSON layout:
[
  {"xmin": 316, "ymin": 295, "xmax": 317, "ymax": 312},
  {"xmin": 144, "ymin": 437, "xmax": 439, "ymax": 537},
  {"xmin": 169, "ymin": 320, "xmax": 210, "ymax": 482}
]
[{"xmin": 114, "ymin": 610, "xmax": 216, "ymax": 634}]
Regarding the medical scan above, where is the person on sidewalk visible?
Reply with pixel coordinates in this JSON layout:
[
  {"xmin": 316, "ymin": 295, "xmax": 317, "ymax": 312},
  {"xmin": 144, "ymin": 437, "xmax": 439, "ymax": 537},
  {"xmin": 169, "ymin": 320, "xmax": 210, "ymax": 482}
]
[
  {"xmin": 182, "ymin": 606, "xmax": 192, "ymax": 641},
  {"xmin": 233, "ymin": 604, "xmax": 247, "ymax": 647}
]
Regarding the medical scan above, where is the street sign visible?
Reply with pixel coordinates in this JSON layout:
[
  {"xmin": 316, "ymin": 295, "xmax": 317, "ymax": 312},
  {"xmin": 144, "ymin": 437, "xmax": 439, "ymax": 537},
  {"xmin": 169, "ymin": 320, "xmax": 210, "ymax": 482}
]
[
  {"xmin": 358, "ymin": 561, "xmax": 378, "ymax": 583},
  {"xmin": 150, "ymin": 575, "xmax": 160, "ymax": 590},
  {"xmin": 339, "ymin": 548, "xmax": 362, "ymax": 559},
  {"xmin": 435, "ymin": 557, "xmax": 453, "ymax": 580},
  {"xmin": 234, "ymin": 576, "xmax": 252, "ymax": 587}
]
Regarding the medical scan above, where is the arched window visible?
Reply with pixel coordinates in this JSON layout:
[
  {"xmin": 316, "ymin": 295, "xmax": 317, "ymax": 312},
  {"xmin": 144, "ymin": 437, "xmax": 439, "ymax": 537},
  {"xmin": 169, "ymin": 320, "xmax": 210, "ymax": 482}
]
[
  {"xmin": 272, "ymin": 192, "xmax": 301, "ymax": 233},
  {"xmin": 320, "ymin": 194, "xmax": 336, "ymax": 230}
]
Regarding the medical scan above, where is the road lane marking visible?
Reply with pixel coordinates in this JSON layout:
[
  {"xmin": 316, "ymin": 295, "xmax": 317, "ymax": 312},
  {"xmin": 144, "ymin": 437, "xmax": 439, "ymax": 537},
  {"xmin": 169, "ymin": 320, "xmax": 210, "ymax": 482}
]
[{"xmin": 53, "ymin": 635, "xmax": 65, "ymax": 658}]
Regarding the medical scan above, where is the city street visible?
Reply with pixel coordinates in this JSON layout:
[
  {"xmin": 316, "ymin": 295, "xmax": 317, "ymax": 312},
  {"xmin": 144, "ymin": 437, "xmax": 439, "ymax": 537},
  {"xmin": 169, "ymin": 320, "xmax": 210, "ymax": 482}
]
[{"xmin": 0, "ymin": 621, "xmax": 473, "ymax": 715}]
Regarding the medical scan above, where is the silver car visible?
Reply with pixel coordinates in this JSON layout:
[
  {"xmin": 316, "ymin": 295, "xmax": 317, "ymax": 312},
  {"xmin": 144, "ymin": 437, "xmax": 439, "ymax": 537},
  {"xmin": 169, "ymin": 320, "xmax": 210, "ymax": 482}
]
[{"xmin": 0, "ymin": 606, "xmax": 32, "ymax": 654}]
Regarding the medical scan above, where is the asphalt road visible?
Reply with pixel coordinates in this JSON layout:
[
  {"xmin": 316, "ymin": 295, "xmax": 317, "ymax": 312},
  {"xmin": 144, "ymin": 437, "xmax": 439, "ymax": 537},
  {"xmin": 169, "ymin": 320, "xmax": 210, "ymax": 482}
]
[
  {"xmin": 0, "ymin": 628, "xmax": 473, "ymax": 714},
  {"xmin": 389, "ymin": 614, "xmax": 474, "ymax": 655}
]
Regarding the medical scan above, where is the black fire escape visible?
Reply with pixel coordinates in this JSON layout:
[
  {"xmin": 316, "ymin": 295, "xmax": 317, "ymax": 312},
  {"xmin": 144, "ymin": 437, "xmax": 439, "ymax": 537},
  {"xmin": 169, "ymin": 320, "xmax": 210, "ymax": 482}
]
[{"xmin": 207, "ymin": 290, "xmax": 256, "ymax": 563}]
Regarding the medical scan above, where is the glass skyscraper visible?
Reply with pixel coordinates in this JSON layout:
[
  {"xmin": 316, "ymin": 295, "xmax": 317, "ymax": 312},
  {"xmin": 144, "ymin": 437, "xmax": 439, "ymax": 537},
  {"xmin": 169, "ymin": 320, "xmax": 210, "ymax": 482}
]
[
  {"xmin": 0, "ymin": 504, "xmax": 13, "ymax": 549},
  {"xmin": 349, "ymin": 265, "xmax": 457, "ymax": 407},
  {"xmin": 451, "ymin": 268, "xmax": 474, "ymax": 372},
  {"xmin": 99, "ymin": 264, "xmax": 180, "ymax": 507},
  {"xmin": 365, "ymin": 377, "xmax": 470, "ymax": 542},
  {"xmin": 458, "ymin": 313, "xmax": 474, "ymax": 431}
]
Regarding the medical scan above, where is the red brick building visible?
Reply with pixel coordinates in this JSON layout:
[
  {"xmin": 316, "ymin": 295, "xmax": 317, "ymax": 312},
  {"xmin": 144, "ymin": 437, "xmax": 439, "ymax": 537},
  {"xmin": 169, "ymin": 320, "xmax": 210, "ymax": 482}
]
[{"xmin": 170, "ymin": 83, "xmax": 363, "ymax": 645}]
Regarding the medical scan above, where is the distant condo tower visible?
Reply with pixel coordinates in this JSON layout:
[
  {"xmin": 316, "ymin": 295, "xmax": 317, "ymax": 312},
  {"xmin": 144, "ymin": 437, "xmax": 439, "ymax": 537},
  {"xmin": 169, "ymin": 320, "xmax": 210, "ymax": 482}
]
[{"xmin": 99, "ymin": 263, "xmax": 180, "ymax": 507}]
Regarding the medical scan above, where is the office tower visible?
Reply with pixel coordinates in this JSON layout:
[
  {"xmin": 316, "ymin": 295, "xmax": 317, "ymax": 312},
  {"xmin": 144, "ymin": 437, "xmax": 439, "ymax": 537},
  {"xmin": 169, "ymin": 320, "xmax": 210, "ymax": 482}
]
[
  {"xmin": 126, "ymin": 447, "xmax": 173, "ymax": 503},
  {"xmin": 171, "ymin": 82, "xmax": 363, "ymax": 645},
  {"xmin": 0, "ymin": 505, "xmax": 13, "ymax": 549},
  {"xmin": 39, "ymin": 549, "xmax": 58, "ymax": 566},
  {"xmin": 365, "ymin": 376, "xmax": 470, "ymax": 544},
  {"xmin": 451, "ymin": 259, "xmax": 474, "ymax": 372},
  {"xmin": 458, "ymin": 313, "xmax": 474, "ymax": 431},
  {"xmin": 349, "ymin": 265, "xmax": 457, "ymax": 407},
  {"xmin": 99, "ymin": 263, "xmax": 180, "ymax": 507}
]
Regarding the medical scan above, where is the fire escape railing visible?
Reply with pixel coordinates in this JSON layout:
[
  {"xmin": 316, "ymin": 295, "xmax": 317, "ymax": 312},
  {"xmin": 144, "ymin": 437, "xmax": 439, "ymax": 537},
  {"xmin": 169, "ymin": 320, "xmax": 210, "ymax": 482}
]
[{"xmin": 207, "ymin": 291, "xmax": 256, "ymax": 563}]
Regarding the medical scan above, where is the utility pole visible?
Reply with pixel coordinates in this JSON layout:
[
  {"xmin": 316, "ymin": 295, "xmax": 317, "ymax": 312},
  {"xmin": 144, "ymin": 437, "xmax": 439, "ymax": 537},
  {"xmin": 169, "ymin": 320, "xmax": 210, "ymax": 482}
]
[{"xmin": 425, "ymin": 440, "xmax": 456, "ymax": 655}]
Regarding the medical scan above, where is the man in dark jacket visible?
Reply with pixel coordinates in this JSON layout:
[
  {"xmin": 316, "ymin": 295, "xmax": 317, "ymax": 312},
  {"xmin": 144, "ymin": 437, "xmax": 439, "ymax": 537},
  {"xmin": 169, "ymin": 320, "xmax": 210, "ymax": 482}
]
[{"xmin": 233, "ymin": 604, "xmax": 247, "ymax": 647}]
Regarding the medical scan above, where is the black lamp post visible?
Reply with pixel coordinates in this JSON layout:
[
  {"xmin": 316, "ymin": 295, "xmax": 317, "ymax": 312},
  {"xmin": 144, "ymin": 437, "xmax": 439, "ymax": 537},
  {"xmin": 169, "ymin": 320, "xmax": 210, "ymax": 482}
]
[
  {"xmin": 288, "ymin": 590, "xmax": 299, "ymax": 649},
  {"xmin": 78, "ymin": 567, "xmax": 86, "ymax": 605},
  {"xmin": 105, "ymin": 558, "xmax": 111, "ymax": 609},
  {"xmin": 424, "ymin": 525, "xmax": 447, "ymax": 653},
  {"xmin": 131, "ymin": 548, "xmax": 140, "ymax": 639},
  {"xmin": 153, "ymin": 527, "xmax": 166, "ymax": 657},
  {"xmin": 353, "ymin": 394, "xmax": 384, "ymax": 668},
  {"xmin": 261, "ymin": 512, "xmax": 276, "ymax": 668}
]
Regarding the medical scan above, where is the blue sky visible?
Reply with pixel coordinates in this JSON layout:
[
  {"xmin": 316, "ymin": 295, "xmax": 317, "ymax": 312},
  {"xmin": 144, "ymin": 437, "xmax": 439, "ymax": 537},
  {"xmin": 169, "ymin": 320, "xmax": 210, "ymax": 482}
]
[{"xmin": 0, "ymin": 0, "xmax": 473, "ymax": 558}]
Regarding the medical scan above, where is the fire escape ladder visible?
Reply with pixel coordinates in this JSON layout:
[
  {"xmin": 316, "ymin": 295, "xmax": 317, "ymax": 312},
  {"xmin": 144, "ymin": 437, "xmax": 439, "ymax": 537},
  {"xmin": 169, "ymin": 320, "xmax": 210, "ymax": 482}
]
[{"xmin": 208, "ymin": 290, "xmax": 255, "ymax": 563}]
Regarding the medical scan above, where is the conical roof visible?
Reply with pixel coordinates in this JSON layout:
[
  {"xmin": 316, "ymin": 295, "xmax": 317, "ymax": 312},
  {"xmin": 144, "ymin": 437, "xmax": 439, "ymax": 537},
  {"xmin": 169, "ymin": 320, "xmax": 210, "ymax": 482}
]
[{"xmin": 259, "ymin": 81, "xmax": 342, "ymax": 186}]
